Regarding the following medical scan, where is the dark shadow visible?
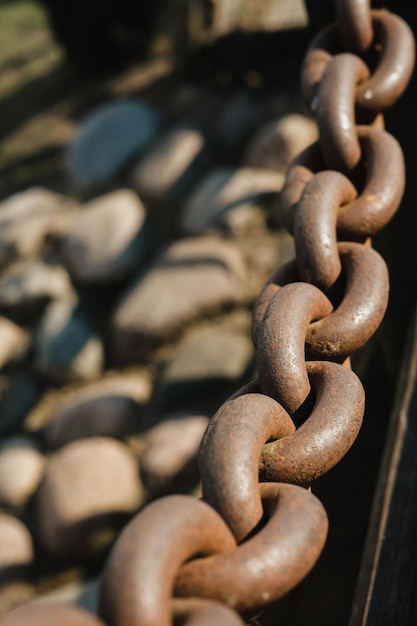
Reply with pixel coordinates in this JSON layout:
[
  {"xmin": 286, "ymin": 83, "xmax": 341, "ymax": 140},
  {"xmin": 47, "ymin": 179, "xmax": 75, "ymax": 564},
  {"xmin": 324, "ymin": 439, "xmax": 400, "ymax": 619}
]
[{"xmin": 0, "ymin": 62, "xmax": 83, "ymax": 142}]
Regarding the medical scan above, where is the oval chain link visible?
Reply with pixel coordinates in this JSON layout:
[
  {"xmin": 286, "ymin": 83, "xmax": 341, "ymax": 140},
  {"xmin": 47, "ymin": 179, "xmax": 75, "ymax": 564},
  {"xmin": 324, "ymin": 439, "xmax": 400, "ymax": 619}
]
[{"xmin": 8, "ymin": 2, "xmax": 406, "ymax": 626}]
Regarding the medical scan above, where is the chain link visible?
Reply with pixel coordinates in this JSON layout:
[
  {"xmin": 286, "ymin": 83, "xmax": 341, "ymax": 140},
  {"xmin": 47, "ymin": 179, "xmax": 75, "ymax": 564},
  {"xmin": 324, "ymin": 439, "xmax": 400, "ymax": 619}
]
[{"xmin": 6, "ymin": 1, "xmax": 414, "ymax": 624}]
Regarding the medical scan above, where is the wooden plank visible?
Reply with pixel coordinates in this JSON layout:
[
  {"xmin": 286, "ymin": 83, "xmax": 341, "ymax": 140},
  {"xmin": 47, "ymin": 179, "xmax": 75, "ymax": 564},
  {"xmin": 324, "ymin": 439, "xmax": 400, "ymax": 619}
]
[{"xmin": 349, "ymin": 306, "xmax": 417, "ymax": 625}]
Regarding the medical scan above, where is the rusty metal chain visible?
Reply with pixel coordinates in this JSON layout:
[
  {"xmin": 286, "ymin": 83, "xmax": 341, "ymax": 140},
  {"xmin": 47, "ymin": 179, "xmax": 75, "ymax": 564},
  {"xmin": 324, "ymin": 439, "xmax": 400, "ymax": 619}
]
[{"xmin": 7, "ymin": 1, "xmax": 414, "ymax": 625}]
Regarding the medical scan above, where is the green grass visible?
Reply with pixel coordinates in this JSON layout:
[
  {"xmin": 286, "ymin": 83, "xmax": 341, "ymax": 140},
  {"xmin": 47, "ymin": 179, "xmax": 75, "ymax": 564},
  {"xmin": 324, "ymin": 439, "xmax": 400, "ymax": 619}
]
[{"xmin": 0, "ymin": 0, "xmax": 63, "ymax": 99}]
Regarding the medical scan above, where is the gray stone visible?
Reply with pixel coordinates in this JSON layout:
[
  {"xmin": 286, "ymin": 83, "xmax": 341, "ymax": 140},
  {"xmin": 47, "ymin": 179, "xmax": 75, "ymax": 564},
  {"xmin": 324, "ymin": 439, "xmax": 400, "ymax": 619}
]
[
  {"xmin": 0, "ymin": 375, "xmax": 40, "ymax": 436},
  {"xmin": 140, "ymin": 414, "xmax": 209, "ymax": 496},
  {"xmin": 212, "ymin": 91, "xmax": 261, "ymax": 153},
  {"xmin": 0, "ymin": 437, "xmax": 45, "ymax": 508},
  {"xmin": 34, "ymin": 298, "xmax": 104, "ymax": 384},
  {"xmin": 257, "ymin": 0, "xmax": 308, "ymax": 30},
  {"xmin": 130, "ymin": 125, "xmax": 210, "ymax": 205},
  {"xmin": 0, "ymin": 262, "xmax": 73, "ymax": 323},
  {"xmin": 211, "ymin": 0, "xmax": 242, "ymax": 33},
  {"xmin": 45, "ymin": 373, "xmax": 152, "ymax": 448},
  {"xmin": 32, "ymin": 578, "xmax": 100, "ymax": 614},
  {"xmin": 67, "ymin": 99, "xmax": 164, "ymax": 188},
  {"xmin": 181, "ymin": 167, "xmax": 284, "ymax": 234},
  {"xmin": 0, "ymin": 317, "xmax": 29, "ymax": 370},
  {"xmin": 111, "ymin": 236, "xmax": 249, "ymax": 361},
  {"xmin": 160, "ymin": 312, "xmax": 254, "ymax": 405},
  {"xmin": 244, "ymin": 113, "xmax": 318, "ymax": 172},
  {"xmin": 0, "ymin": 188, "xmax": 78, "ymax": 268},
  {"xmin": 211, "ymin": 0, "xmax": 307, "ymax": 33},
  {"xmin": 0, "ymin": 514, "xmax": 33, "ymax": 581},
  {"xmin": 61, "ymin": 189, "xmax": 150, "ymax": 284},
  {"xmin": 36, "ymin": 437, "xmax": 144, "ymax": 558},
  {"xmin": 24, "ymin": 370, "xmax": 152, "ymax": 433}
]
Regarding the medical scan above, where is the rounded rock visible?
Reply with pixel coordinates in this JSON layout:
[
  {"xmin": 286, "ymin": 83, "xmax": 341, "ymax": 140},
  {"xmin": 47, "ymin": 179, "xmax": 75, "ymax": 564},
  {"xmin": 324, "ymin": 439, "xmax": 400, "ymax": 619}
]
[
  {"xmin": 0, "ymin": 514, "xmax": 34, "ymax": 581},
  {"xmin": 0, "ymin": 262, "xmax": 73, "ymax": 323},
  {"xmin": 140, "ymin": 414, "xmax": 209, "ymax": 496},
  {"xmin": 34, "ymin": 298, "xmax": 104, "ymax": 384},
  {"xmin": 161, "ymin": 314, "xmax": 254, "ymax": 405},
  {"xmin": 0, "ymin": 317, "xmax": 29, "ymax": 370},
  {"xmin": 45, "ymin": 374, "xmax": 152, "ymax": 448},
  {"xmin": 130, "ymin": 125, "xmax": 209, "ymax": 205},
  {"xmin": 0, "ymin": 188, "xmax": 79, "ymax": 268},
  {"xmin": 1, "ymin": 602, "xmax": 105, "ymax": 626},
  {"xmin": 181, "ymin": 167, "xmax": 284, "ymax": 234},
  {"xmin": 36, "ymin": 437, "xmax": 144, "ymax": 557},
  {"xmin": 0, "ymin": 437, "xmax": 45, "ymax": 508},
  {"xmin": 111, "ymin": 236, "xmax": 249, "ymax": 361},
  {"xmin": 61, "ymin": 189, "xmax": 150, "ymax": 284},
  {"xmin": 245, "ymin": 113, "xmax": 318, "ymax": 172},
  {"xmin": 67, "ymin": 99, "xmax": 164, "ymax": 188},
  {"xmin": 0, "ymin": 375, "xmax": 40, "ymax": 436}
]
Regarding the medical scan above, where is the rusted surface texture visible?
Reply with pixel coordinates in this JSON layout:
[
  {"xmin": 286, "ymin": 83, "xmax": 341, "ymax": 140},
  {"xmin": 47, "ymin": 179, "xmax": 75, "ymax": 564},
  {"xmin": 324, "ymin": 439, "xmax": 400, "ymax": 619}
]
[
  {"xmin": 282, "ymin": 128, "xmax": 405, "ymax": 240},
  {"xmin": 98, "ymin": 496, "xmax": 236, "ymax": 626},
  {"xmin": 302, "ymin": 11, "xmax": 414, "ymax": 112},
  {"xmin": 174, "ymin": 483, "xmax": 328, "ymax": 613}
]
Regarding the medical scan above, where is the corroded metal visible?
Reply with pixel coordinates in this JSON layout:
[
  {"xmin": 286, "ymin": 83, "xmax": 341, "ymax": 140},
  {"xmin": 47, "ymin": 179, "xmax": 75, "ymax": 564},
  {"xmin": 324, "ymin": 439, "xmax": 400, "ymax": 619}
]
[
  {"xmin": 335, "ymin": 0, "xmax": 373, "ymax": 54},
  {"xmin": 294, "ymin": 170, "xmax": 357, "ymax": 287},
  {"xmin": 282, "ymin": 126, "xmax": 405, "ymax": 240},
  {"xmin": 200, "ymin": 392, "xmax": 296, "ymax": 541},
  {"xmin": 302, "ymin": 10, "xmax": 414, "ymax": 112},
  {"xmin": 253, "ymin": 243, "xmax": 389, "ymax": 363},
  {"xmin": 256, "ymin": 282, "xmax": 333, "ymax": 413},
  {"xmin": 200, "ymin": 362, "xmax": 363, "ymax": 540},
  {"xmin": 317, "ymin": 53, "xmax": 370, "ymax": 170},
  {"xmin": 174, "ymin": 483, "xmax": 328, "ymax": 613},
  {"xmin": 98, "ymin": 495, "xmax": 236, "ymax": 626}
]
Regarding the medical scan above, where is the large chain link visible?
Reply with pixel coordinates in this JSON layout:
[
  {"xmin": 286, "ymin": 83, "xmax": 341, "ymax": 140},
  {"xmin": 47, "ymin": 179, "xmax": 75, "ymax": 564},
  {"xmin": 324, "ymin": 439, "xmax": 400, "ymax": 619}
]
[{"xmin": 6, "ymin": 2, "xmax": 413, "ymax": 625}]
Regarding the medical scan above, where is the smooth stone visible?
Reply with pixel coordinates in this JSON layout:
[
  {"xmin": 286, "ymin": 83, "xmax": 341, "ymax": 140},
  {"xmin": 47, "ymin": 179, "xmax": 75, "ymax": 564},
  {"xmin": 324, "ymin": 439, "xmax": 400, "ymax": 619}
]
[
  {"xmin": 181, "ymin": 167, "xmax": 284, "ymax": 234},
  {"xmin": 33, "ymin": 578, "xmax": 100, "ymax": 614},
  {"xmin": 1, "ymin": 602, "xmax": 105, "ymax": 626},
  {"xmin": 45, "ymin": 373, "xmax": 152, "ymax": 448},
  {"xmin": 0, "ymin": 437, "xmax": 45, "ymax": 508},
  {"xmin": 211, "ymin": 0, "xmax": 243, "ymax": 33},
  {"xmin": 33, "ymin": 298, "xmax": 104, "ymax": 384},
  {"xmin": 0, "ymin": 515, "xmax": 34, "ymax": 581},
  {"xmin": 0, "ymin": 317, "xmax": 29, "ymax": 370},
  {"xmin": 67, "ymin": 99, "xmax": 164, "ymax": 188},
  {"xmin": 0, "ymin": 582, "xmax": 35, "ymax": 616},
  {"xmin": 36, "ymin": 437, "xmax": 144, "ymax": 558},
  {"xmin": 0, "ymin": 262, "xmax": 73, "ymax": 323},
  {"xmin": 0, "ymin": 188, "xmax": 78, "ymax": 268},
  {"xmin": 61, "ymin": 189, "xmax": 150, "ymax": 285},
  {"xmin": 160, "ymin": 312, "xmax": 254, "ymax": 405},
  {"xmin": 130, "ymin": 125, "xmax": 210, "ymax": 205},
  {"xmin": 212, "ymin": 0, "xmax": 307, "ymax": 32},
  {"xmin": 140, "ymin": 414, "xmax": 209, "ymax": 496},
  {"xmin": 0, "ymin": 375, "xmax": 40, "ymax": 436},
  {"xmin": 212, "ymin": 91, "xmax": 261, "ymax": 153},
  {"xmin": 111, "ymin": 236, "xmax": 249, "ymax": 361},
  {"xmin": 256, "ymin": 0, "xmax": 308, "ymax": 30},
  {"xmin": 244, "ymin": 113, "xmax": 318, "ymax": 172},
  {"xmin": 24, "ymin": 369, "xmax": 151, "ymax": 433}
]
